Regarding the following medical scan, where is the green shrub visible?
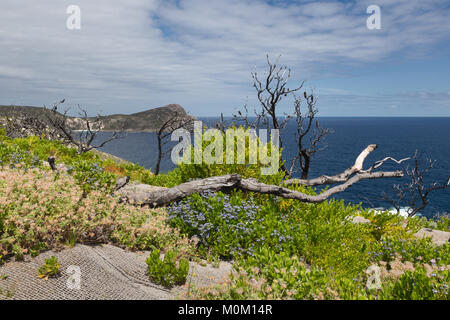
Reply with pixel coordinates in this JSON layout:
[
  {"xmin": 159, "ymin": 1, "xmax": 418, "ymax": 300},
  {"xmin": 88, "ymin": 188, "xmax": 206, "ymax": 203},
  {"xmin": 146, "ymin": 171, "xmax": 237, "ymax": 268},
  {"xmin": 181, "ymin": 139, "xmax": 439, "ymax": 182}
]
[
  {"xmin": 430, "ymin": 214, "xmax": 450, "ymax": 232},
  {"xmin": 70, "ymin": 160, "xmax": 116, "ymax": 193},
  {"xmin": 146, "ymin": 249, "xmax": 189, "ymax": 287},
  {"xmin": 168, "ymin": 191, "xmax": 301, "ymax": 259},
  {"xmin": 38, "ymin": 256, "xmax": 61, "ymax": 280},
  {"xmin": 361, "ymin": 210, "xmax": 406, "ymax": 241},
  {"xmin": 380, "ymin": 267, "xmax": 449, "ymax": 300},
  {"xmin": 142, "ymin": 168, "xmax": 183, "ymax": 187},
  {"xmin": 0, "ymin": 141, "xmax": 42, "ymax": 169},
  {"xmin": 177, "ymin": 126, "xmax": 286, "ymax": 185},
  {"xmin": 190, "ymin": 247, "xmax": 329, "ymax": 300},
  {"xmin": 0, "ymin": 134, "xmax": 155, "ymax": 190},
  {"xmin": 0, "ymin": 167, "xmax": 194, "ymax": 260},
  {"xmin": 370, "ymin": 236, "xmax": 450, "ymax": 266}
]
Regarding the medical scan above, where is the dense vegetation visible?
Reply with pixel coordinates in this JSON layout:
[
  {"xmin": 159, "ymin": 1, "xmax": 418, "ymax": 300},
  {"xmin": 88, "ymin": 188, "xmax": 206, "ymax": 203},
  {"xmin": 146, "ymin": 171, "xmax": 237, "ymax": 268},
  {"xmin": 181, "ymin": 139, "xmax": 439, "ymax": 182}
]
[{"xmin": 0, "ymin": 129, "xmax": 448, "ymax": 300}]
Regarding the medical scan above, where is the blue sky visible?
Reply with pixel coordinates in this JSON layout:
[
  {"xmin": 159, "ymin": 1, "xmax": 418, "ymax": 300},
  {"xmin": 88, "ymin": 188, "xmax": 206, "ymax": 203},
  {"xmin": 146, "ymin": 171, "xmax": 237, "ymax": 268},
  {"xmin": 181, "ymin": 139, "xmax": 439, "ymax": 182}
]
[{"xmin": 0, "ymin": 0, "xmax": 449, "ymax": 116}]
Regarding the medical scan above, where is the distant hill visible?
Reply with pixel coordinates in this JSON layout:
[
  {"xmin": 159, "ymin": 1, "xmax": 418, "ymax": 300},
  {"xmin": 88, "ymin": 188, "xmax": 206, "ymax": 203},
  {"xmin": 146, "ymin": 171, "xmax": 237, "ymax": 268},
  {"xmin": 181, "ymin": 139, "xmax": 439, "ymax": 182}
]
[{"xmin": 0, "ymin": 104, "xmax": 195, "ymax": 132}]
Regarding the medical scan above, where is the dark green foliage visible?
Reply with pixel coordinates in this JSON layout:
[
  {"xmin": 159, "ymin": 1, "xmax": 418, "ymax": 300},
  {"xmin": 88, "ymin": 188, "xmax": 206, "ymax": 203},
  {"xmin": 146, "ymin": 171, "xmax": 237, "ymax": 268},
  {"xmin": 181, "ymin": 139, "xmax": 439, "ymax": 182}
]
[{"xmin": 146, "ymin": 249, "xmax": 189, "ymax": 287}]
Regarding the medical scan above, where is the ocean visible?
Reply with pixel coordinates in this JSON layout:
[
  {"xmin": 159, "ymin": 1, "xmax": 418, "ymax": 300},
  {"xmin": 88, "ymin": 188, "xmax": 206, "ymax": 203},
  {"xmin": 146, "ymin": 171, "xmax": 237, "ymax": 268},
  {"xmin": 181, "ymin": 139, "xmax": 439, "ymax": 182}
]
[{"xmin": 95, "ymin": 117, "xmax": 450, "ymax": 218}]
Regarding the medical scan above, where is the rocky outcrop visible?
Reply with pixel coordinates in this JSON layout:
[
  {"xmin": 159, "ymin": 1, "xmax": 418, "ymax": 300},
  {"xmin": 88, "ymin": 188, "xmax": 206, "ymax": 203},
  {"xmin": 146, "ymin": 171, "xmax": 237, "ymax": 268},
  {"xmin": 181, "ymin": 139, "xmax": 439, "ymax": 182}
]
[
  {"xmin": 352, "ymin": 216, "xmax": 371, "ymax": 224},
  {"xmin": 414, "ymin": 228, "xmax": 450, "ymax": 246}
]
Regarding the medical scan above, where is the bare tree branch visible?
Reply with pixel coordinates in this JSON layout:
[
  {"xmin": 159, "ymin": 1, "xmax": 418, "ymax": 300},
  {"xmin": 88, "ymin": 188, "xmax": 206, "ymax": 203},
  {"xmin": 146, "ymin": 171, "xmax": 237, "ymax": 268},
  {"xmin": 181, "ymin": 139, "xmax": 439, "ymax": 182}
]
[
  {"xmin": 382, "ymin": 150, "xmax": 450, "ymax": 217},
  {"xmin": 44, "ymin": 100, "xmax": 123, "ymax": 154},
  {"xmin": 285, "ymin": 144, "xmax": 387, "ymax": 186},
  {"xmin": 153, "ymin": 111, "xmax": 193, "ymax": 175},
  {"xmin": 233, "ymin": 55, "xmax": 331, "ymax": 178}
]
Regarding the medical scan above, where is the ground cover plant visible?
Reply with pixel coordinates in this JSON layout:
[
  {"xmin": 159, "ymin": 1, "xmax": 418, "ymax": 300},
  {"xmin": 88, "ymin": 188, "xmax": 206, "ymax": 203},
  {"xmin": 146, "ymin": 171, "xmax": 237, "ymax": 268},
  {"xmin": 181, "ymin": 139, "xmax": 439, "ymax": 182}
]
[
  {"xmin": 37, "ymin": 256, "xmax": 61, "ymax": 280},
  {"xmin": 0, "ymin": 165, "xmax": 194, "ymax": 262},
  {"xmin": 0, "ymin": 129, "xmax": 448, "ymax": 300},
  {"xmin": 146, "ymin": 249, "xmax": 189, "ymax": 287}
]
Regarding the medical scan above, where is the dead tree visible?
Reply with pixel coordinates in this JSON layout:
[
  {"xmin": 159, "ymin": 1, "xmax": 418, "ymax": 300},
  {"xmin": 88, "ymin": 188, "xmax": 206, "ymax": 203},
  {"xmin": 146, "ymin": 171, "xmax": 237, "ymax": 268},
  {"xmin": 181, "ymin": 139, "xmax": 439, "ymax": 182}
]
[
  {"xmin": 289, "ymin": 92, "xmax": 333, "ymax": 179},
  {"xmin": 45, "ymin": 99, "xmax": 122, "ymax": 154},
  {"xmin": 116, "ymin": 144, "xmax": 405, "ymax": 207},
  {"xmin": 215, "ymin": 113, "xmax": 227, "ymax": 133},
  {"xmin": 154, "ymin": 111, "xmax": 193, "ymax": 175},
  {"xmin": 383, "ymin": 150, "xmax": 450, "ymax": 217},
  {"xmin": 233, "ymin": 55, "xmax": 331, "ymax": 178}
]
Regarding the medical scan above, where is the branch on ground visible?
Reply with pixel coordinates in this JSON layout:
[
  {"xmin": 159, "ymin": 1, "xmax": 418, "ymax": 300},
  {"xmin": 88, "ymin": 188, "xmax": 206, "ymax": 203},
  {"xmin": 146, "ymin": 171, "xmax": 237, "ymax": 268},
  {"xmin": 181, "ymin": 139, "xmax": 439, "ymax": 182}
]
[{"xmin": 116, "ymin": 144, "xmax": 404, "ymax": 207}]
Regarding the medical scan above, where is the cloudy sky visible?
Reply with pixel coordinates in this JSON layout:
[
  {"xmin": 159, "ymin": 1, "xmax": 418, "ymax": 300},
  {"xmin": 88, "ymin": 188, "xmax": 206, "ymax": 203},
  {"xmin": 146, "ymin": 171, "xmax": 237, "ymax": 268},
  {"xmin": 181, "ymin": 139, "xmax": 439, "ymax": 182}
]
[{"xmin": 0, "ymin": 0, "xmax": 449, "ymax": 116}]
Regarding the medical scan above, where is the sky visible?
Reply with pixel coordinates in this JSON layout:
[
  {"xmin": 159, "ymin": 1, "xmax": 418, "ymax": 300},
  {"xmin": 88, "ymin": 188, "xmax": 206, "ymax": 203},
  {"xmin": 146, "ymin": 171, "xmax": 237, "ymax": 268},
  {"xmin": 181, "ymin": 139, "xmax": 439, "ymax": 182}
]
[{"xmin": 0, "ymin": 0, "xmax": 449, "ymax": 117}]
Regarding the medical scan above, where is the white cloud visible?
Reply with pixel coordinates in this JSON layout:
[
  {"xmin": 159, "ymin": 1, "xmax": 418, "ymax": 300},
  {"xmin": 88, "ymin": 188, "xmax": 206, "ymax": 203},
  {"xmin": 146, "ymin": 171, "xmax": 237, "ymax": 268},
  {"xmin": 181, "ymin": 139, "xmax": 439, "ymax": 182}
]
[{"xmin": 0, "ymin": 0, "xmax": 449, "ymax": 116}]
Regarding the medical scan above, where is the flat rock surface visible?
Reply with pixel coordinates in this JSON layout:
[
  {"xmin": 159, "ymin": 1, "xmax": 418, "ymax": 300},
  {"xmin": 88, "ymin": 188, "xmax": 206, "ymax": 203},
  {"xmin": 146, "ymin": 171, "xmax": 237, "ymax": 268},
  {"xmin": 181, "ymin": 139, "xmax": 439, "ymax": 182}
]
[
  {"xmin": 414, "ymin": 228, "xmax": 450, "ymax": 246},
  {"xmin": 352, "ymin": 216, "xmax": 371, "ymax": 224},
  {"xmin": 0, "ymin": 244, "xmax": 231, "ymax": 300}
]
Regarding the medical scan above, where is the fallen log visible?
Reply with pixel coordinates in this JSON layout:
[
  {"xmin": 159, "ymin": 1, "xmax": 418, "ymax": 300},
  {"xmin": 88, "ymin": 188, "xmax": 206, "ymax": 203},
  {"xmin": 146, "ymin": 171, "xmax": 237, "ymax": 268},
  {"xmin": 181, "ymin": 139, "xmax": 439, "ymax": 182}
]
[
  {"xmin": 116, "ymin": 172, "xmax": 403, "ymax": 208},
  {"xmin": 117, "ymin": 175, "xmax": 241, "ymax": 207},
  {"xmin": 115, "ymin": 144, "xmax": 405, "ymax": 208}
]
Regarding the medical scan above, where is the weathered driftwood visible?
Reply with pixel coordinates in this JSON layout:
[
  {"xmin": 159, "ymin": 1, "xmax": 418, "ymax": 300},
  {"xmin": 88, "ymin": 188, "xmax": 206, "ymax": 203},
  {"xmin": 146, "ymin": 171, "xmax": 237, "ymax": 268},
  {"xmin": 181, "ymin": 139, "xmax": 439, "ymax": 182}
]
[
  {"xmin": 114, "ymin": 144, "xmax": 405, "ymax": 207},
  {"xmin": 284, "ymin": 144, "xmax": 409, "ymax": 187},
  {"xmin": 116, "ymin": 175, "xmax": 241, "ymax": 207},
  {"xmin": 116, "ymin": 170, "xmax": 403, "ymax": 208},
  {"xmin": 116, "ymin": 144, "xmax": 405, "ymax": 207},
  {"xmin": 114, "ymin": 176, "xmax": 130, "ymax": 191}
]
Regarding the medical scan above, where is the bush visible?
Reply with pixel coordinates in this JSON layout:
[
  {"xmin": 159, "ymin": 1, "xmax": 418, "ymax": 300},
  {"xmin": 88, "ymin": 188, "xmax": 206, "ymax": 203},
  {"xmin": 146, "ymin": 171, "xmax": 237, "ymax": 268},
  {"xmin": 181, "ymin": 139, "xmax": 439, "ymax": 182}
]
[
  {"xmin": 190, "ymin": 247, "xmax": 329, "ymax": 300},
  {"xmin": 0, "ymin": 133, "xmax": 155, "ymax": 190},
  {"xmin": 0, "ymin": 167, "xmax": 194, "ymax": 260},
  {"xmin": 70, "ymin": 160, "xmax": 116, "ymax": 193},
  {"xmin": 0, "ymin": 141, "xmax": 42, "ymax": 170},
  {"xmin": 146, "ymin": 249, "xmax": 189, "ymax": 287},
  {"xmin": 380, "ymin": 267, "xmax": 449, "ymax": 300},
  {"xmin": 142, "ymin": 168, "xmax": 183, "ymax": 187},
  {"xmin": 168, "ymin": 191, "xmax": 300, "ymax": 259},
  {"xmin": 177, "ymin": 126, "xmax": 286, "ymax": 185},
  {"xmin": 38, "ymin": 256, "xmax": 61, "ymax": 280},
  {"xmin": 369, "ymin": 236, "xmax": 449, "ymax": 267}
]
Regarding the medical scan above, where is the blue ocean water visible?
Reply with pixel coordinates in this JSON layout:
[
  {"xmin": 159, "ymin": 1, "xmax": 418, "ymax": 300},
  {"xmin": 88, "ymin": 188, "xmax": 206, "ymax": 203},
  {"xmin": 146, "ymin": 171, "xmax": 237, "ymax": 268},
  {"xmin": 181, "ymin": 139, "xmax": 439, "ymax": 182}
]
[{"xmin": 96, "ymin": 117, "xmax": 450, "ymax": 218}]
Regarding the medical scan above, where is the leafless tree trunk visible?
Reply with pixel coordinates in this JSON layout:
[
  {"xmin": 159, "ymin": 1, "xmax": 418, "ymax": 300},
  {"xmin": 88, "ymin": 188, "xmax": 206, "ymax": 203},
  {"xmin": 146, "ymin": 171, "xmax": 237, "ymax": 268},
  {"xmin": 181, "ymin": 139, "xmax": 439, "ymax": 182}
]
[
  {"xmin": 116, "ymin": 144, "xmax": 405, "ymax": 207},
  {"xmin": 233, "ymin": 55, "xmax": 331, "ymax": 178},
  {"xmin": 289, "ymin": 93, "xmax": 333, "ymax": 179},
  {"xmin": 215, "ymin": 113, "xmax": 227, "ymax": 133},
  {"xmin": 383, "ymin": 150, "xmax": 450, "ymax": 217},
  {"xmin": 154, "ymin": 111, "xmax": 193, "ymax": 175},
  {"xmin": 45, "ymin": 99, "xmax": 123, "ymax": 154}
]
